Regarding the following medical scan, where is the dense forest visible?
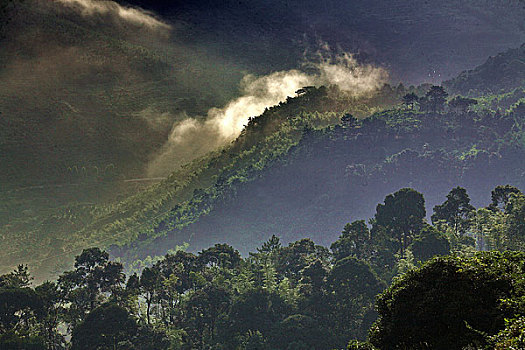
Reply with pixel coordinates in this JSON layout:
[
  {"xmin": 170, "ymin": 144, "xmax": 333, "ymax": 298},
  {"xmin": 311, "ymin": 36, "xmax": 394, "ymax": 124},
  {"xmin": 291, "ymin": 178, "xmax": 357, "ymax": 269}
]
[{"xmin": 2, "ymin": 185, "xmax": 524, "ymax": 349}]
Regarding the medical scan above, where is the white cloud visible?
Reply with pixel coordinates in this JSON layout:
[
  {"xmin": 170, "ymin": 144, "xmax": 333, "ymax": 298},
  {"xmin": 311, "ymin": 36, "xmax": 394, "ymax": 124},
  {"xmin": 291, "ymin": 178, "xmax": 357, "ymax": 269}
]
[
  {"xmin": 147, "ymin": 52, "xmax": 388, "ymax": 176},
  {"xmin": 54, "ymin": 0, "xmax": 171, "ymax": 32}
]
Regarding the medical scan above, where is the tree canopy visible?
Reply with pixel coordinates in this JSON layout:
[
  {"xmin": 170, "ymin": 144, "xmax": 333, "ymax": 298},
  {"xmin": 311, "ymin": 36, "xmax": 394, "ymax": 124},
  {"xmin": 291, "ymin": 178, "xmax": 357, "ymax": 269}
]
[{"xmin": 1, "ymin": 185, "xmax": 524, "ymax": 349}]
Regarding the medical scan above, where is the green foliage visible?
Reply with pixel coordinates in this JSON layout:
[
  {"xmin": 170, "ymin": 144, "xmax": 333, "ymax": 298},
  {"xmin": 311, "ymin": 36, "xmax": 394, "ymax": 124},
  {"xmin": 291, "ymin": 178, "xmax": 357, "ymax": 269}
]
[
  {"xmin": 370, "ymin": 251, "xmax": 525, "ymax": 350},
  {"xmin": 444, "ymin": 43, "xmax": 525, "ymax": 95},
  {"xmin": 402, "ymin": 93, "xmax": 419, "ymax": 109},
  {"xmin": 226, "ymin": 288, "xmax": 289, "ymax": 342},
  {"xmin": 490, "ymin": 185, "xmax": 522, "ymax": 211},
  {"xmin": 71, "ymin": 303, "xmax": 138, "ymax": 350},
  {"xmin": 409, "ymin": 225, "xmax": 450, "ymax": 263},
  {"xmin": 0, "ymin": 287, "xmax": 42, "ymax": 333},
  {"xmin": 505, "ymin": 192, "xmax": 525, "ymax": 251},
  {"xmin": 237, "ymin": 330, "xmax": 269, "ymax": 350},
  {"xmin": 0, "ymin": 331, "xmax": 45, "ymax": 350},
  {"xmin": 347, "ymin": 340, "xmax": 376, "ymax": 350},
  {"xmin": 420, "ymin": 85, "xmax": 448, "ymax": 112},
  {"xmin": 1, "ymin": 81, "xmax": 406, "ymax": 280},
  {"xmin": 3, "ymin": 185, "xmax": 525, "ymax": 349},
  {"xmin": 0, "ymin": 264, "xmax": 33, "ymax": 289},
  {"xmin": 448, "ymin": 96, "xmax": 478, "ymax": 113},
  {"xmin": 1, "ymin": 4, "xmax": 525, "ymax": 349},
  {"xmin": 183, "ymin": 284, "xmax": 230, "ymax": 347},
  {"xmin": 58, "ymin": 247, "xmax": 125, "ymax": 326},
  {"xmin": 491, "ymin": 316, "xmax": 525, "ymax": 350},
  {"xmin": 327, "ymin": 257, "xmax": 386, "ymax": 342},
  {"xmin": 5, "ymin": 68, "xmax": 525, "ymax": 284},
  {"xmin": 373, "ymin": 188, "xmax": 426, "ymax": 254},
  {"xmin": 331, "ymin": 220, "xmax": 370, "ymax": 261},
  {"xmin": 432, "ymin": 186, "xmax": 475, "ymax": 237},
  {"xmin": 276, "ymin": 239, "xmax": 329, "ymax": 286}
]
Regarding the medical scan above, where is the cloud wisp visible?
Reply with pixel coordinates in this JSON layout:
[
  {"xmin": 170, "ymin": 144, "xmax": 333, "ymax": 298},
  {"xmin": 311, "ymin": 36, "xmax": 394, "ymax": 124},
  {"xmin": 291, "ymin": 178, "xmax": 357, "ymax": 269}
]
[
  {"xmin": 147, "ymin": 53, "xmax": 388, "ymax": 176},
  {"xmin": 53, "ymin": 0, "xmax": 171, "ymax": 34}
]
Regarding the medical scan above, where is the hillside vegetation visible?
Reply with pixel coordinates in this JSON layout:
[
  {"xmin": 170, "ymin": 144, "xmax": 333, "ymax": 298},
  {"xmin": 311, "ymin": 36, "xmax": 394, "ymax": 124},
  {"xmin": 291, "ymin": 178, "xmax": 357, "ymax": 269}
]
[
  {"xmin": 444, "ymin": 43, "xmax": 525, "ymax": 96},
  {"xmin": 0, "ymin": 83, "xmax": 405, "ymax": 279},
  {"xmin": 3, "ymin": 41, "xmax": 525, "ymax": 281},
  {"xmin": 2, "ymin": 185, "xmax": 524, "ymax": 349}
]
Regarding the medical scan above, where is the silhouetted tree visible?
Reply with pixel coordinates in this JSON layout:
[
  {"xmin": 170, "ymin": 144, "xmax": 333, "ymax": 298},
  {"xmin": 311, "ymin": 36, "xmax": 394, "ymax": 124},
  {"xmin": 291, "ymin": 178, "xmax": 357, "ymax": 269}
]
[
  {"xmin": 420, "ymin": 86, "xmax": 448, "ymax": 112},
  {"xmin": 183, "ymin": 284, "xmax": 230, "ymax": 347},
  {"xmin": 432, "ymin": 187, "xmax": 475, "ymax": 236},
  {"xmin": 58, "ymin": 248, "xmax": 125, "ymax": 327},
  {"xmin": 331, "ymin": 220, "xmax": 371, "ymax": 260},
  {"xmin": 489, "ymin": 185, "xmax": 521, "ymax": 212},
  {"xmin": 341, "ymin": 113, "xmax": 359, "ymax": 127},
  {"xmin": 0, "ymin": 264, "xmax": 32, "ymax": 289},
  {"xmin": 327, "ymin": 257, "xmax": 385, "ymax": 344},
  {"xmin": 402, "ymin": 92, "xmax": 419, "ymax": 109},
  {"xmin": 198, "ymin": 244, "xmax": 242, "ymax": 270},
  {"xmin": 370, "ymin": 252, "xmax": 525, "ymax": 350},
  {"xmin": 410, "ymin": 225, "xmax": 450, "ymax": 263},
  {"xmin": 373, "ymin": 188, "xmax": 426, "ymax": 254},
  {"xmin": 276, "ymin": 239, "xmax": 330, "ymax": 285},
  {"xmin": 71, "ymin": 303, "xmax": 137, "ymax": 350},
  {"xmin": 505, "ymin": 192, "xmax": 525, "ymax": 251}
]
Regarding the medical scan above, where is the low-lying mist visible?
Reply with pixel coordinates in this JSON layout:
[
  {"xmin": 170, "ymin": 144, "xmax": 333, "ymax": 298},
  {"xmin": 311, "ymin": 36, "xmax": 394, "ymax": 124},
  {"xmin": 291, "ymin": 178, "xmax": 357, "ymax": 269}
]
[{"xmin": 147, "ymin": 52, "xmax": 388, "ymax": 177}]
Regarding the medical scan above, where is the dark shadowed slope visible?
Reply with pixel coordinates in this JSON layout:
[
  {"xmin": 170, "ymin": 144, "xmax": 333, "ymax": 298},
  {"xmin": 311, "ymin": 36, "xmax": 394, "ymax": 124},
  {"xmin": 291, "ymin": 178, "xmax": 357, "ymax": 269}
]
[{"xmin": 444, "ymin": 43, "xmax": 525, "ymax": 96}]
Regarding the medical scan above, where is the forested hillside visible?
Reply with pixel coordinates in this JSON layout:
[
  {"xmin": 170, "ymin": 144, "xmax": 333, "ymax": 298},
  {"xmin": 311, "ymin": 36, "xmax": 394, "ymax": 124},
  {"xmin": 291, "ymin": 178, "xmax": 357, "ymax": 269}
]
[
  {"xmin": 2, "ymin": 0, "xmax": 525, "ymax": 348},
  {"xmin": 2, "ymin": 186, "xmax": 524, "ymax": 348},
  {"xmin": 0, "ymin": 0, "xmax": 251, "ymax": 276},
  {"xmin": 134, "ymin": 86, "xmax": 524, "ymax": 260},
  {"xmin": 112, "ymin": 74, "xmax": 525, "ymax": 267},
  {"xmin": 2, "ymin": 42, "xmax": 524, "ymax": 281},
  {"xmin": 0, "ymin": 83, "xmax": 404, "ymax": 279},
  {"xmin": 444, "ymin": 43, "xmax": 525, "ymax": 95}
]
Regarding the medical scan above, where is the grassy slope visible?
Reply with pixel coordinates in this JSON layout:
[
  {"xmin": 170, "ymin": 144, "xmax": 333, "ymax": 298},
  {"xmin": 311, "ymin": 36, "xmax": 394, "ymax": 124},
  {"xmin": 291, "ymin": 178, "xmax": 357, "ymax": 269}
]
[
  {"xmin": 0, "ymin": 1, "xmax": 187, "ymax": 278},
  {"xmin": 0, "ymin": 0, "xmax": 247, "ymax": 277},
  {"xmin": 0, "ymin": 0, "xmax": 244, "ymax": 186}
]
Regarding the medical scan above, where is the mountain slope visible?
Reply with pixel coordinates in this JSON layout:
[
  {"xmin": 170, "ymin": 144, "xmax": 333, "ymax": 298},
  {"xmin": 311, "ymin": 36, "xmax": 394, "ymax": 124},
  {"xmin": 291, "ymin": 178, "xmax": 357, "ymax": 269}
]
[
  {"xmin": 3, "ymin": 43, "xmax": 525, "ymax": 281},
  {"xmin": 105, "ymin": 45, "xmax": 525, "ymax": 266},
  {"xmin": 2, "ymin": 84, "xmax": 412, "ymax": 278},
  {"xmin": 444, "ymin": 43, "xmax": 525, "ymax": 95},
  {"xmin": 0, "ymin": 0, "xmax": 247, "ymax": 188},
  {"xmin": 117, "ymin": 98, "xmax": 524, "ymax": 263},
  {"xmin": 0, "ymin": 0, "xmax": 249, "ymax": 246}
]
